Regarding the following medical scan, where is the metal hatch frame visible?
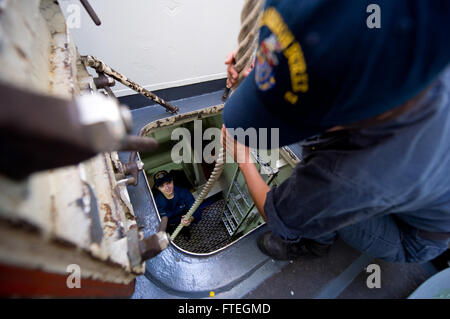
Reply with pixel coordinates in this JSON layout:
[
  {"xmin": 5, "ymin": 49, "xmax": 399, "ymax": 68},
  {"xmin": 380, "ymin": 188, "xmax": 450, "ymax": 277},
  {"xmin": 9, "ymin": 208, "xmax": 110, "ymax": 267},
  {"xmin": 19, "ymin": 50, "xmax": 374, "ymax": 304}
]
[
  {"xmin": 119, "ymin": 92, "xmax": 302, "ymax": 296},
  {"xmin": 137, "ymin": 105, "xmax": 267, "ymax": 256}
]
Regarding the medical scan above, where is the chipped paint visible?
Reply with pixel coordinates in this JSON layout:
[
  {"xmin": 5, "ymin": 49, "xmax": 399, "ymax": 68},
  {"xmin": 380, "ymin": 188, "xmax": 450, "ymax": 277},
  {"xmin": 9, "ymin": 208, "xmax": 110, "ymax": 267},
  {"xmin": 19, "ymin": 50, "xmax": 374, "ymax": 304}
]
[{"xmin": 0, "ymin": 0, "xmax": 145, "ymax": 283}]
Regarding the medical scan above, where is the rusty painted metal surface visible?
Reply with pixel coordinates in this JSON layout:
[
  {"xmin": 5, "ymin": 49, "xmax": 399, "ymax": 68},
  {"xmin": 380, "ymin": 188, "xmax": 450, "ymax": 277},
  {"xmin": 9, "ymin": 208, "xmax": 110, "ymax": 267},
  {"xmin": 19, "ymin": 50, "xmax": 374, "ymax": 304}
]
[
  {"xmin": 0, "ymin": 263, "xmax": 136, "ymax": 298},
  {"xmin": 0, "ymin": 0, "xmax": 145, "ymax": 286}
]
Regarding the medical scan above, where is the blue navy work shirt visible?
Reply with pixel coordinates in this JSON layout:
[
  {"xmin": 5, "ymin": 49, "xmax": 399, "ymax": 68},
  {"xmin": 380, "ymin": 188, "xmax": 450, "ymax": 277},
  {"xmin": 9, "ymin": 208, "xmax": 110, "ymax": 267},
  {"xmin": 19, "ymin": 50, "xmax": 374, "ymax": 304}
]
[
  {"xmin": 155, "ymin": 186, "xmax": 202, "ymax": 225},
  {"xmin": 264, "ymin": 68, "xmax": 450, "ymax": 242}
]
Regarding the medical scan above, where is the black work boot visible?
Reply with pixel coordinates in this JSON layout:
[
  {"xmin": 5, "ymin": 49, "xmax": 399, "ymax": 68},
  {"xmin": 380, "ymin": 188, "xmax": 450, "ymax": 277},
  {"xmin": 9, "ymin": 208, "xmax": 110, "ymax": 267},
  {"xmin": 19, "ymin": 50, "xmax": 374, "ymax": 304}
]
[{"xmin": 257, "ymin": 231, "xmax": 331, "ymax": 260}]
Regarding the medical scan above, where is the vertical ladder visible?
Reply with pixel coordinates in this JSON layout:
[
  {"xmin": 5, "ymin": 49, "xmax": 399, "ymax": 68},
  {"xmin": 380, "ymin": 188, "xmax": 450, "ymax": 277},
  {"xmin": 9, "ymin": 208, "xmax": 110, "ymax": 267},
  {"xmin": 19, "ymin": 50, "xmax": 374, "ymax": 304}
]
[{"xmin": 221, "ymin": 151, "xmax": 278, "ymax": 237}]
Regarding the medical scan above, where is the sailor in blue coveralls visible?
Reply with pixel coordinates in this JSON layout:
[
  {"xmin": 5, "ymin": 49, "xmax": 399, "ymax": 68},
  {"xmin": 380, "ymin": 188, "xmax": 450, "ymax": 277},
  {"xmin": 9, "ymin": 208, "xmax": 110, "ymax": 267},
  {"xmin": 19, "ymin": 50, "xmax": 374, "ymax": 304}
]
[
  {"xmin": 222, "ymin": 0, "xmax": 450, "ymax": 263},
  {"xmin": 153, "ymin": 170, "xmax": 202, "ymax": 241}
]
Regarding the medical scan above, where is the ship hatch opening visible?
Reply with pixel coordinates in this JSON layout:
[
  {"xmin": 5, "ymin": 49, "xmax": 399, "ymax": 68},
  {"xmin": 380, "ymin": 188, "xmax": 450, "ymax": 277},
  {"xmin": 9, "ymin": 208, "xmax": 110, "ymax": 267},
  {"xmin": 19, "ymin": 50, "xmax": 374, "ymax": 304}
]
[{"xmin": 138, "ymin": 111, "xmax": 295, "ymax": 255}]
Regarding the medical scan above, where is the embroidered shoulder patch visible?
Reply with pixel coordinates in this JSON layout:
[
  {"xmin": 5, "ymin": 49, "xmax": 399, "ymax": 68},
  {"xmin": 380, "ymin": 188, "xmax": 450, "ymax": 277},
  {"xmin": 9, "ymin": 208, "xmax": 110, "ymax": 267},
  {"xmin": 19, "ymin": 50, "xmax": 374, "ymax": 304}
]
[
  {"xmin": 257, "ymin": 7, "xmax": 309, "ymax": 104},
  {"xmin": 255, "ymin": 34, "xmax": 282, "ymax": 91}
]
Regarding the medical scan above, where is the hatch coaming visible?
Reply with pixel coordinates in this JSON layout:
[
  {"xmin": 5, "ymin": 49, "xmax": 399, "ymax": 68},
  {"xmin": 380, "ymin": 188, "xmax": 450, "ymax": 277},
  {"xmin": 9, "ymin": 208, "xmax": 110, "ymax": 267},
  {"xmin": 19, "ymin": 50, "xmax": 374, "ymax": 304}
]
[
  {"xmin": 0, "ymin": 0, "xmax": 144, "ymax": 284},
  {"xmin": 137, "ymin": 106, "xmax": 296, "ymax": 255},
  {"xmin": 114, "ymin": 89, "xmax": 302, "ymax": 295}
]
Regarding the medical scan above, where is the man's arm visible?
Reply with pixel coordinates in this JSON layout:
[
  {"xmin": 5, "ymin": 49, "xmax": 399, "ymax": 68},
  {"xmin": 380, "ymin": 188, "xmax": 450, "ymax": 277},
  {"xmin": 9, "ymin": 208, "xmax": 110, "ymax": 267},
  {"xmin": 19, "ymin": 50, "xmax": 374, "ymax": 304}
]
[
  {"xmin": 222, "ymin": 125, "xmax": 270, "ymax": 221},
  {"xmin": 158, "ymin": 216, "xmax": 169, "ymax": 232},
  {"xmin": 238, "ymin": 162, "xmax": 270, "ymax": 222},
  {"xmin": 154, "ymin": 195, "xmax": 166, "ymax": 216}
]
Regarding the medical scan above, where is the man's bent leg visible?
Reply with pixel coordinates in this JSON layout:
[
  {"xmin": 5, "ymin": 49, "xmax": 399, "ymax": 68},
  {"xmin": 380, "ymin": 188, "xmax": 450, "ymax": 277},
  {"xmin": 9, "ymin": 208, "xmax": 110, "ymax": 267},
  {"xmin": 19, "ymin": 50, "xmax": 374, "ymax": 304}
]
[{"xmin": 337, "ymin": 215, "xmax": 449, "ymax": 263}]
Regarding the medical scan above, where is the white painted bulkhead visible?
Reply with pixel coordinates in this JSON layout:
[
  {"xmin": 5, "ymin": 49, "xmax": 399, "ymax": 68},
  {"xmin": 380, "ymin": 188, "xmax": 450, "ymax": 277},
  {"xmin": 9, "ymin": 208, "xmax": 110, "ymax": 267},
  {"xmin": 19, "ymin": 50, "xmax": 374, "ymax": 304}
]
[{"xmin": 59, "ymin": 0, "xmax": 246, "ymax": 97}]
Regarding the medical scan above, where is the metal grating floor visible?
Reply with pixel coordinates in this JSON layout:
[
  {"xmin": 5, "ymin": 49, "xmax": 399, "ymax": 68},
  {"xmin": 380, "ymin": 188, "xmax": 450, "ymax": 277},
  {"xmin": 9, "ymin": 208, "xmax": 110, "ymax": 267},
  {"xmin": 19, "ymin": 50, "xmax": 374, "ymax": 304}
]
[{"xmin": 172, "ymin": 199, "xmax": 235, "ymax": 254}]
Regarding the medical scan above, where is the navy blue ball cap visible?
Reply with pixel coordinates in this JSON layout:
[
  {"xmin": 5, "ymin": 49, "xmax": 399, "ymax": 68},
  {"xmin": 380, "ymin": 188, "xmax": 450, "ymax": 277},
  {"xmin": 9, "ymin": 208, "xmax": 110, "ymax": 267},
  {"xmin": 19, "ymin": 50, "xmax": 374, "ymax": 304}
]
[
  {"xmin": 223, "ymin": 0, "xmax": 450, "ymax": 148},
  {"xmin": 153, "ymin": 170, "xmax": 172, "ymax": 188},
  {"xmin": 223, "ymin": 71, "xmax": 325, "ymax": 148}
]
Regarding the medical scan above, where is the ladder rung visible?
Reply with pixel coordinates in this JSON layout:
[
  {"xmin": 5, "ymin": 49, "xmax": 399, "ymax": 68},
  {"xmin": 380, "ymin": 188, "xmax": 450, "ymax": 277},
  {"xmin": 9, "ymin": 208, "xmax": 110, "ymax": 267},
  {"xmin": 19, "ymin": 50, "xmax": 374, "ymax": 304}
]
[
  {"xmin": 230, "ymin": 193, "xmax": 245, "ymax": 218},
  {"xmin": 233, "ymin": 180, "xmax": 251, "ymax": 207},
  {"xmin": 226, "ymin": 202, "xmax": 241, "ymax": 224},
  {"xmin": 221, "ymin": 216, "xmax": 233, "ymax": 236},
  {"xmin": 223, "ymin": 208, "xmax": 236, "ymax": 231}
]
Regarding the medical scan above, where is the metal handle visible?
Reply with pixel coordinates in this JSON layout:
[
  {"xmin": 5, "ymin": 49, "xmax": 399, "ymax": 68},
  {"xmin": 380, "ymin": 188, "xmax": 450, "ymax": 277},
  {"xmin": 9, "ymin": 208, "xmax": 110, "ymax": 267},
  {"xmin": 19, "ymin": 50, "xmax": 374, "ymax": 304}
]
[
  {"xmin": 222, "ymin": 86, "xmax": 231, "ymax": 102},
  {"xmin": 79, "ymin": 0, "xmax": 101, "ymax": 26}
]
